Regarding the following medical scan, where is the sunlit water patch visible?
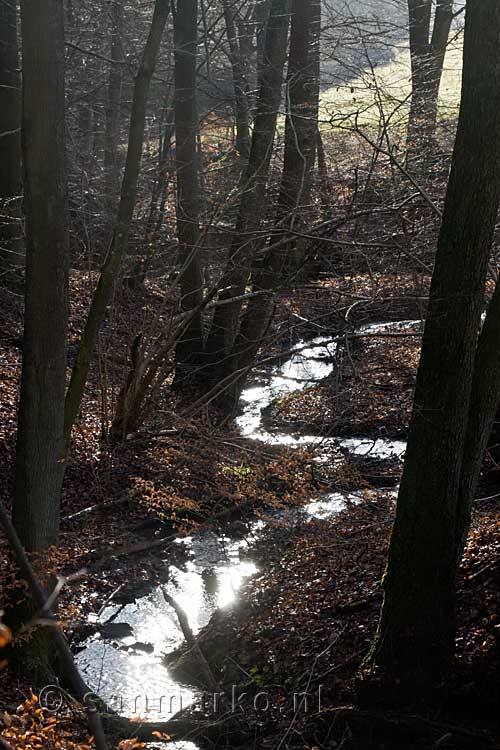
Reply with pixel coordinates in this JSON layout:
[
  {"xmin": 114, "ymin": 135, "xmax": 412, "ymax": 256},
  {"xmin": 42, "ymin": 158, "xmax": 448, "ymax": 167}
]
[
  {"xmin": 76, "ymin": 531, "xmax": 257, "ymax": 720},
  {"xmin": 237, "ymin": 337, "xmax": 337, "ymax": 438}
]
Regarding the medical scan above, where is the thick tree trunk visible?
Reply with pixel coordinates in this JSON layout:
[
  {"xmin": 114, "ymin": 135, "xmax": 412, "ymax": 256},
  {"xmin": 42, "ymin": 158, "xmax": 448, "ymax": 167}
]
[
  {"xmin": 455, "ymin": 281, "xmax": 500, "ymax": 563},
  {"xmin": 220, "ymin": 0, "xmax": 321, "ymax": 409},
  {"xmin": 173, "ymin": 0, "xmax": 205, "ymax": 373},
  {"xmin": 13, "ymin": 0, "xmax": 69, "ymax": 552},
  {"xmin": 103, "ymin": 0, "xmax": 124, "ymax": 206},
  {"xmin": 205, "ymin": 0, "xmax": 290, "ymax": 372},
  {"xmin": 369, "ymin": 0, "xmax": 500, "ymax": 685},
  {"xmin": 223, "ymin": 0, "xmax": 250, "ymax": 161},
  {"xmin": 0, "ymin": 0, "xmax": 22, "ymax": 274},
  {"xmin": 63, "ymin": 0, "xmax": 170, "ymax": 447},
  {"xmin": 406, "ymin": 0, "xmax": 454, "ymax": 150}
]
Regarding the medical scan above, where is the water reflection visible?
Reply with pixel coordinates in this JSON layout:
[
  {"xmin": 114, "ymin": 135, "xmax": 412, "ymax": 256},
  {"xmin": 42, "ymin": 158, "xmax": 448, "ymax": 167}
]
[
  {"xmin": 237, "ymin": 337, "xmax": 337, "ymax": 438},
  {"xmin": 76, "ymin": 532, "xmax": 257, "ymax": 719}
]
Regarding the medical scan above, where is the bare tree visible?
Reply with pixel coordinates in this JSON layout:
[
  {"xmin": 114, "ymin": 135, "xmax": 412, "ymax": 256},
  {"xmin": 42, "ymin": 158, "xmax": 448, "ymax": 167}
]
[
  {"xmin": 63, "ymin": 0, "xmax": 171, "ymax": 447},
  {"xmin": 103, "ymin": 0, "xmax": 125, "ymax": 206},
  {"xmin": 407, "ymin": 0, "xmax": 455, "ymax": 149},
  {"xmin": 205, "ymin": 0, "xmax": 291, "ymax": 375},
  {"xmin": 223, "ymin": 0, "xmax": 251, "ymax": 161},
  {"xmin": 222, "ymin": 0, "xmax": 321, "ymax": 409}
]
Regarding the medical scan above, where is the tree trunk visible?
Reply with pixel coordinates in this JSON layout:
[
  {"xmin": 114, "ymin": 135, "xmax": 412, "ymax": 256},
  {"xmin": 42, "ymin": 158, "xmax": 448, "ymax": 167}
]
[
  {"xmin": 173, "ymin": 0, "xmax": 205, "ymax": 374},
  {"xmin": 455, "ymin": 280, "xmax": 500, "ymax": 563},
  {"xmin": 369, "ymin": 0, "xmax": 500, "ymax": 686},
  {"xmin": 254, "ymin": 0, "xmax": 271, "ymax": 102},
  {"xmin": 220, "ymin": 0, "xmax": 321, "ymax": 409},
  {"xmin": 223, "ymin": 0, "xmax": 250, "ymax": 162},
  {"xmin": 103, "ymin": 0, "xmax": 124, "ymax": 207},
  {"xmin": 0, "ymin": 0, "xmax": 22, "ymax": 275},
  {"xmin": 13, "ymin": 0, "xmax": 69, "ymax": 552},
  {"xmin": 205, "ymin": 0, "xmax": 290, "ymax": 373},
  {"xmin": 63, "ymin": 0, "xmax": 170, "ymax": 448},
  {"xmin": 406, "ymin": 0, "xmax": 454, "ymax": 150}
]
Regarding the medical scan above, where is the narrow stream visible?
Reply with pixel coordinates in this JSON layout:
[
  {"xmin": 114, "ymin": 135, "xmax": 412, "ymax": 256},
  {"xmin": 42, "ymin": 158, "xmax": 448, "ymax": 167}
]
[{"xmin": 75, "ymin": 320, "xmax": 417, "ymax": 738}]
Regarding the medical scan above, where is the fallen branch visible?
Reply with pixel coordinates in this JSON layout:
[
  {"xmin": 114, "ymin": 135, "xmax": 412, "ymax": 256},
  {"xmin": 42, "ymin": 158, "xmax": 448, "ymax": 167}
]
[{"xmin": 161, "ymin": 589, "xmax": 220, "ymax": 692}]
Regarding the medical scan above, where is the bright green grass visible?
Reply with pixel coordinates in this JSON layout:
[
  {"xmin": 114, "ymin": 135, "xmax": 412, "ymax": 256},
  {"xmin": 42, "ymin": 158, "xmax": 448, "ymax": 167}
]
[{"xmin": 319, "ymin": 33, "xmax": 463, "ymax": 131}]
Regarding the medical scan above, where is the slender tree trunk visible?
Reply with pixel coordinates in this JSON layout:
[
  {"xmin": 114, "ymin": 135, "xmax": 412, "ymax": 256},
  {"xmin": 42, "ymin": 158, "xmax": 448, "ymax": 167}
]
[
  {"xmin": 172, "ymin": 0, "xmax": 205, "ymax": 373},
  {"xmin": 406, "ymin": 0, "xmax": 454, "ymax": 150},
  {"xmin": 220, "ymin": 0, "xmax": 321, "ymax": 409},
  {"xmin": 205, "ymin": 0, "xmax": 290, "ymax": 373},
  {"xmin": 369, "ymin": 0, "xmax": 500, "ymax": 686},
  {"xmin": 223, "ymin": 0, "xmax": 250, "ymax": 161},
  {"xmin": 0, "ymin": 0, "xmax": 22, "ymax": 275},
  {"xmin": 63, "ymin": 0, "xmax": 170, "ymax": 447},
  {"xmin": 128, "ymin": 99, "xmax": 175, "ymax": 289},
  {"xmin": 104, "ymin": 0, "xmax": 124, "ymax": 207},
  {"xmin": 13, "ymin": 0, "xmax": 69, "ymax": 552},
  {"xmin": 316, "ymin": 128, "xmax": 333, "ymax": 216},
  {"xmin": 254, "ymin": 0, "xmax": 271, "ymax": 101}
]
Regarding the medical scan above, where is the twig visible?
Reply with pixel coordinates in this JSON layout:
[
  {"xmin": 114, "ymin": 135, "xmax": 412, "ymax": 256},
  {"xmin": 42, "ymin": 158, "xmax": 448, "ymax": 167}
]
[
  {"xmin": 62, "ymin": 497, "xmax": 128, "ymax": 523},
  {"xmin": 468, "ymin": 556, "xmax": 500, "ymax": 581}
]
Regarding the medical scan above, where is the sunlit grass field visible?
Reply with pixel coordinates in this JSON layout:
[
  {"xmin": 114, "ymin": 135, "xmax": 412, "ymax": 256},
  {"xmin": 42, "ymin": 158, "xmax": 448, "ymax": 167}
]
[{"xmin": 319, "ymin": 33, "xmax": 463, "ymax": 132}]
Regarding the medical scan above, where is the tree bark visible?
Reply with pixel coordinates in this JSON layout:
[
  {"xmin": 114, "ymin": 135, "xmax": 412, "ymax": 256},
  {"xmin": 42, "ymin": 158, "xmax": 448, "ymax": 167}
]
[
  {"xmin": 0, "ymin": 0, "xmax": 22, "ymax": 274},
  {"xmin": 406, "ymin": 0, "xmax": 454, "ymax": 150},
  {"xmin": 13, "ymin": 0, "xmax": 69, "ymax": 551},
  {"xmin": 63, "ymin": 0, "xmax": 170, "ymax": 447},
  {"xmin": 205, "ymin": 0, "xmax": 290, "ymax": 372},
  {"xmin": 369, "ymin": 0, "xmax": 500, "ymax": 684},
  {"xmin": 173, "ymin": 0, "xmax": 205, "ymax": 373}
]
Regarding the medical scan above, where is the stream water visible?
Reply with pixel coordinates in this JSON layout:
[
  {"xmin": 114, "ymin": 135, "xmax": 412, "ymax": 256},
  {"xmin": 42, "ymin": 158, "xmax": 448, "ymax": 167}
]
[{"xmin": 75, "ymin": 320, "xmax": 417, "ymax": 739}]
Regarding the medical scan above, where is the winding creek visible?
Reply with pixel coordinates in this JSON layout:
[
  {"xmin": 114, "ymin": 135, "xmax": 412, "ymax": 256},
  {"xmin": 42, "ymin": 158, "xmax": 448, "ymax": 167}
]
[{"xmin": 75, "ymin": 320, "xmax": 418, "ymax": 741}]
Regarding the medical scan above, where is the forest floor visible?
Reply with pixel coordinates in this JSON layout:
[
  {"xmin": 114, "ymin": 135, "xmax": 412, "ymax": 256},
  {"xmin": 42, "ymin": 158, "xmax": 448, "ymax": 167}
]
[{"xmin": 1, "ymin": 261, "xmax": 500, "ymax": 749}]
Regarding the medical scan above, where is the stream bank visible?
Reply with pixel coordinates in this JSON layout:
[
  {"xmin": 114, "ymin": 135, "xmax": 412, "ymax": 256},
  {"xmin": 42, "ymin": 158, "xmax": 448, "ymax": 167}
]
[{"xmin": 71, "ymin": 319, "xmax": 419, "ymax": 746}]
